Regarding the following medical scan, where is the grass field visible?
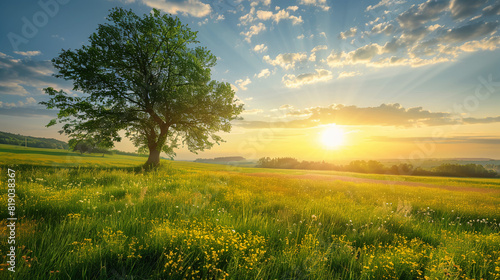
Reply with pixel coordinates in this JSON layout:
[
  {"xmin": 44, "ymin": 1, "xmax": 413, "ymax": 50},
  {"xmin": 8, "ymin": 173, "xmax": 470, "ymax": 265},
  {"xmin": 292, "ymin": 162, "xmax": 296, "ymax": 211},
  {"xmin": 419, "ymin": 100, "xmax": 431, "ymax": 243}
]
[
  {"xmin": 1, "ymin": 145, "xmax": 500, "ymax": 279},
  {"xmin": 0, "ymin": 144, "xmax": 147, "ymax": 168}
]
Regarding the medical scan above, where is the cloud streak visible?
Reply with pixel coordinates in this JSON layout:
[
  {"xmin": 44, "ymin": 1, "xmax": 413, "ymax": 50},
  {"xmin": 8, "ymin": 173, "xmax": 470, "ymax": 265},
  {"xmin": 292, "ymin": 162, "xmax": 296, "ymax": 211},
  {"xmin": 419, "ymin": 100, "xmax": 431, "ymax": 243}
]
[
  {"xmin": 263, "ymin": 52, "xmax": 308, "ymax": 70},
  {"xmin": 236, "ymin": 103, "xmax": 500, "ymax": 128},
  {"xmin": 136, "ymin": 0, "xmax": 211, "ymax": 17},
  {"xmin": 282, "ymin": 69, "xmax": 333, "ymax": 88}
]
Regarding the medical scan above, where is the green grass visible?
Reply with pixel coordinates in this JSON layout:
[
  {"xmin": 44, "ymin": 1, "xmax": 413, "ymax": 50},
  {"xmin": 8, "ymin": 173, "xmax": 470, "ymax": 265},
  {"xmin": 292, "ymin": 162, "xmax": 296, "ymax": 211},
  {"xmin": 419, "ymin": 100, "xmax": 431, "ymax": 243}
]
[
  {"xmin": 0, "ymin": 144, "xmax": 147, "ymax": 168},
  {"xmin": 1, "ymin": 146, "xmax": 499, "ymax": 279}
]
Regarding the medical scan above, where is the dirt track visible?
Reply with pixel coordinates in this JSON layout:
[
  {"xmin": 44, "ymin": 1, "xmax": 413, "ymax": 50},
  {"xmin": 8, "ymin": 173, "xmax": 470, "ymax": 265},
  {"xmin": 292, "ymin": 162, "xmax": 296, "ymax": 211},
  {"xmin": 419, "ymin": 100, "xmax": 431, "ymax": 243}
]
[{"xmin": 243, "ymin": 172, "xmax": 500, "ymax": 194}]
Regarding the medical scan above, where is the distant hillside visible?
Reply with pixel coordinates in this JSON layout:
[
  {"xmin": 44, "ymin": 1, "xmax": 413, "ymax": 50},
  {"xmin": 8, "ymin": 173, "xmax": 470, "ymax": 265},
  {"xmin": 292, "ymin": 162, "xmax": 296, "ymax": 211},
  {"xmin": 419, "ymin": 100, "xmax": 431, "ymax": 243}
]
[
  {"xmin": 0, "ymin": 131, "xmax": 68, "ymax": 150},
  {"xmin": 195, "ymin": 156, "xmax": 246, "ymax": 163}
]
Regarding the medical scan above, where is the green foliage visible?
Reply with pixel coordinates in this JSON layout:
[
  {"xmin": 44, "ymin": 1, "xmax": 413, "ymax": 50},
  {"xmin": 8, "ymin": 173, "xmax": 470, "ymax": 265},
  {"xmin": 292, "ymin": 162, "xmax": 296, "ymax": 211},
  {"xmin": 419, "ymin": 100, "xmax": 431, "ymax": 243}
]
[
  {"xmin": 68, "ymin": 138, "xmax": 112, "ymax": 155},
  {"xmin": 432, "ymin": 163, "xmax": 498, "ymax": 178},
  {"xmin": 41, "ymin": 7, "xmax": 243, "ymax": 166},
  {"xmin": 257, "ymin": 157, "xmax": 499, "ymax": 178},
  {"xmin": 0, "ymin": 130, "xmax": 68, "ymax": 149}
]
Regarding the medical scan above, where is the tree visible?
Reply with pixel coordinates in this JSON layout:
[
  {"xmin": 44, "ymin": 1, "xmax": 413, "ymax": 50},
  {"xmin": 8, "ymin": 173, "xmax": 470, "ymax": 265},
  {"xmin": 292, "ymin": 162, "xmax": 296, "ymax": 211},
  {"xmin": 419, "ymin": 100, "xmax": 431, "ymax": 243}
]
[
  {"xmin": 41, "ymin": 8, "xmax": 243, "ymax": 168},
  {"xmin": 68, "ymin": 138, "xmax": 112, "ymax": 156}
]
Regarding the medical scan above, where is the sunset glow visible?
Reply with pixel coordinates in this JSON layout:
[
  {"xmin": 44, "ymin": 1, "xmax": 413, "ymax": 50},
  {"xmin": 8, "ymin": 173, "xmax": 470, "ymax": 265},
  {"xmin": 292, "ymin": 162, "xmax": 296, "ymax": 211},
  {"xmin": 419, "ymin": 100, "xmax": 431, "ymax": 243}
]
[
  {"xmin": 0, "ymin": 0, "xmax": 499, "ymax": 161},
  {"xmin": 320, "ymin": 125, "xmax": 345, "ymax": 150}
]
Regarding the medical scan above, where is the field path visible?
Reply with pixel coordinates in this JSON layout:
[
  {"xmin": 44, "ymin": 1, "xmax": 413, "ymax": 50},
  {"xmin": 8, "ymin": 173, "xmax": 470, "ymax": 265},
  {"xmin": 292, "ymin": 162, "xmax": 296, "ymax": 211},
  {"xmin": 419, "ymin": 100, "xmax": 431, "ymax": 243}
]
[{"xmin": 242, "ymin": 172, "xmax": 500, "ymax": 194}]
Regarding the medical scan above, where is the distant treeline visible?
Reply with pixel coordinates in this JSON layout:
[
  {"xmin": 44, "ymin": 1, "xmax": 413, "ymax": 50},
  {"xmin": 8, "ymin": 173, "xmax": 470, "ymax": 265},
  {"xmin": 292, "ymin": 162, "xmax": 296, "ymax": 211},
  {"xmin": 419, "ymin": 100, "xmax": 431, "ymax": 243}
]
[
  {"xmin": 0, "ymin": 131, "xmax": 68, "ymax": 149},
  {"xmin": 69, "ymin": 139, "xmax": 146, "ymax": 157},
  {"xmin": 195, "ymin": 156, "xmax": 246, "ymax": 163},
  {"xmin": 112, "ymin": 150, "xmax": 148, "ymax": 157},
  {"xmin": 257, "ymin": 157, "xmax": 499, "ymax": 178}
]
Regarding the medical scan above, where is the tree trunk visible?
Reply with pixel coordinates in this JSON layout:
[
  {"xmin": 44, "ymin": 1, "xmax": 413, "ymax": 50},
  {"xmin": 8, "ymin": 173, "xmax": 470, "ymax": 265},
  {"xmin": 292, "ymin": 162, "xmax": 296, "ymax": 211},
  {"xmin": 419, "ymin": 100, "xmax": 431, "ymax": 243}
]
[{"xmin": 144, "ymin": 148, "xmax": 161, "ymax": 169}]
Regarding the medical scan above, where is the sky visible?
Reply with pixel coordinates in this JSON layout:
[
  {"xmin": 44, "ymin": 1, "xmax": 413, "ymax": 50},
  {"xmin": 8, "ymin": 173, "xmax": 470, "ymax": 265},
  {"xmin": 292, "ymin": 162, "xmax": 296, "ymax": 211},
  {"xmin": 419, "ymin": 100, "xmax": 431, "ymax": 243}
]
[{"xmin": 1, "ymin": 0, "xmax": 500, "ymax": 163}]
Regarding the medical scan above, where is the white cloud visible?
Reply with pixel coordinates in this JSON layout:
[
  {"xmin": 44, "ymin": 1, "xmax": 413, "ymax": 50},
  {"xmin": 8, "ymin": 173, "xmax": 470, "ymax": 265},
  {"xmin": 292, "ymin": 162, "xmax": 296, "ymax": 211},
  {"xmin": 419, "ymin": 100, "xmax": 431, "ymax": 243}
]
[
  {"xmin": 273, "ymin": 9, "xmax": 303, "ymax": 24},
  {"xmin": 51, "ymin": 34, "xmax": 65, "ymax": 41},
  {"xmin": 256, "ymin": 10, "xmax": 273, "ymax": 20},
  {"xmin": 309, "ymin": 53, "xmax": 316, "ymax": 62},
  {"xmin": 0, "ymin": 97, "xmax": 38, "ymax": 108},
  {"xmin": 198, "ymin": 18, "xmax": 208, "ymax": 26},
  {"xmin": 457, "ymin": 36, "xmax": 500, "ymax": 52},
  {"xmin": 241, "ymin": 22, "xmax": 266, "ymax": 43},
  {"xmin": 0, "ymin": 81, "xmax": 30, "ymax": 96},
  {"xmin": 441, "ymin": 21, "xmax": 498, "ymax": 44},
  {"xmin": 13, "ymin": 51, "xmax": 42, "ymax": 57},
  {"xmin": 215, "ymin": 14, "xmax": 225, "ymax": 22},
  {"xmin": 282, "ymin": 69, "xmax": 333, "ymax": 88},
  {"xmin": 256, "ymin": 9, "xmax": 303, "ymax": 25},
  {"xmin": 239, "ymin": 8, "xmax": 256, "ymax": 26},
  {"xmin": 339, "ymin": 27, "xmax": 357, "ymax": 39},
  {"xmin": 240, "ymin": 6, "xmax": 302, "ymax": 26},
  {"xmin": 279, "ymin": 104, "xmax": 294, "ymax": 110},
  {"xmin": 311, "ymin": 45, "xmax": 328, "ymax": 52},
  {"xmin": 347, "ymin": 43, "xmax": 383, "ymax": 63},
  {"xmin": 141, "ymin": 0, "xmax": 212, "ymax": 17},
  {"xmin": 250, "ymin": 0, "xmax": 271, "ymax": 7},
  {"xmin": 242, "ymin": 108, "xmax": 263, "ymax": 114},
  {"xmin": 338, "ymin": 71, "xmax": 361, "ymax": 79},
  {"xmin": 319, "ymin": 32, "xmax": 327, "ymax": 38},
  {"xmin": 0, "ymin": 52, "xmax": 71, "ymax": 101},
  {"xmin": 0, "ymin": 101, "xmax": 16, "ymax": 108},
  {"xmin": 396, "ymin": 0, "xmax": 448, "ymax": 29},
  {"xmin": 297, "ymin": 34, "xmax": 305, "ymax": 39},
  {"xmin": 263, "ymin": 52, "xmax": 308, "ymax": 70},
  {"xmin": 366, "ymin": 0, "xmax": 405, "ymax": 11},
  {"xmin": 256, "ymin": 68, "xmax": 271, "ymax": 78},
  {"xmin": 370, "ymin": 22, "xmax": 395, "ymax": 35},
  {"xmin": 299, "ymin": 0, "xmax": 330, "ymax": 11},
  {"xmin": 253, "ymin": 44, "xmax": 268, "ymax": 53},
  {"xmin": 322, "ymin": 0, "xmax": 499, "ymax": 70},
  {"xmin": 287, "ymin": 6, "xmax": 299, "ymax": 11},
  {"xmin": 483, "ymin": 3, "xmax": 500, "ymax": 16},
  {"xmin": 325, "ymin": 44, "xmax": 383, "ymax": 67},
  {"xmin": 326, "ymin": 50, "xmax": 345, "ymax": 67},
  {"xmin": 25, "ymin": 97, "xmax": 37, "ymax": 104},
  {"xmin": 235, "ymin": 77, "xmax": 252, "ymax": 90}
]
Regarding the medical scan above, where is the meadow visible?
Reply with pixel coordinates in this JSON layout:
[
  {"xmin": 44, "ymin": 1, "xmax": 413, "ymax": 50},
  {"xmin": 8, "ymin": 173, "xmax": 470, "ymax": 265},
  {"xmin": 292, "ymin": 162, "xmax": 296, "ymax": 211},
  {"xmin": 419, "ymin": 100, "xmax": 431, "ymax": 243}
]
[{"xmin": 1, "ymin": 146, "xmax": 500, "ymax": 279}]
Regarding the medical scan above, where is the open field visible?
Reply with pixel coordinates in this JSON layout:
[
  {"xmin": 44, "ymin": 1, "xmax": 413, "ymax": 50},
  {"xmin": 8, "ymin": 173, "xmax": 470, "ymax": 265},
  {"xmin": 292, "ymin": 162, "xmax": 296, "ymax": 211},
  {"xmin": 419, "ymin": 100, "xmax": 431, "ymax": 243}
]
[
  {"xmin": 1, "ymin": 146, "xmax": 500, "ymax": 279},
  {"xmin": 0, "ymin": 144, "xmax": 147, "ymax": 168}
]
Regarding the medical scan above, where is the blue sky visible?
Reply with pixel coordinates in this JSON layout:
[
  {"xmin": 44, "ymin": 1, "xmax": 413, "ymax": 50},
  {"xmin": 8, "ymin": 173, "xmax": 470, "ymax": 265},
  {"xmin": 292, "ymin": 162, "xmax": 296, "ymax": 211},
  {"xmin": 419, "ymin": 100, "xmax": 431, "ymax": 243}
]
[{"xmin": 1, "ymin": 0, "xmax": 500, "ymax": 160}]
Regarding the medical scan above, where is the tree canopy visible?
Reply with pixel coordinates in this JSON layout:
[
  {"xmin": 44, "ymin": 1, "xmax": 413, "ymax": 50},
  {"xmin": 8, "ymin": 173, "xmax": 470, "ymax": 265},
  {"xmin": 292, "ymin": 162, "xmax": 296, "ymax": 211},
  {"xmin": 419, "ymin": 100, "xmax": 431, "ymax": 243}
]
[{"xmin": 41, "ymin": 7, "xmax": 243, "ymax": 167}]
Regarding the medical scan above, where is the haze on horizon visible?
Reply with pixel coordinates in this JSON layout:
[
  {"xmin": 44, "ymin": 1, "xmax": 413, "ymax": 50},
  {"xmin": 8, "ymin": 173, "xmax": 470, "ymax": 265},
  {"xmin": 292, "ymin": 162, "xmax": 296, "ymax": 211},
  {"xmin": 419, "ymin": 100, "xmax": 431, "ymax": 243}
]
[{"xmin": 1, "ymin": 0, "xmax": 500, "ymax": 161}]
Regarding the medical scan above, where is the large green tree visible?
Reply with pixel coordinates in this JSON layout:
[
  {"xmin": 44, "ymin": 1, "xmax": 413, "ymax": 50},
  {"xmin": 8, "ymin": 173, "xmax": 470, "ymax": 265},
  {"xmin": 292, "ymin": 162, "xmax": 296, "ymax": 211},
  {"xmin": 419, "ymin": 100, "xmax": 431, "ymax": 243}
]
[{"xmin": 41, "ymin": 8, "xmax": 243, "ymax": 167}]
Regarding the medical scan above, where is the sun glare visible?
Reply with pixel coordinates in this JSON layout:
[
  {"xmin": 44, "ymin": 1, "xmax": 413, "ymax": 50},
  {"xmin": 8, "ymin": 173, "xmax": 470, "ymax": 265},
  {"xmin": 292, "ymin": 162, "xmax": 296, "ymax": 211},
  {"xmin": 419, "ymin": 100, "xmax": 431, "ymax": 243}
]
[{"xmin": 321, "ymin": 125, "xmax": 345, "ymax": 149}]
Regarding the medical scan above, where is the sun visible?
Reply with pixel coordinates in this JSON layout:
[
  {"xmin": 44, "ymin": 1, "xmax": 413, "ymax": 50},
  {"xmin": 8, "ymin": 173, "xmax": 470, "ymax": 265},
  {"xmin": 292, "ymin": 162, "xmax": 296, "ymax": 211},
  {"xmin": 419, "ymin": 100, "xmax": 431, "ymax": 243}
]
[{"xmin": 320, "ymin": 125, "xmax": 345, "ymax": 149}]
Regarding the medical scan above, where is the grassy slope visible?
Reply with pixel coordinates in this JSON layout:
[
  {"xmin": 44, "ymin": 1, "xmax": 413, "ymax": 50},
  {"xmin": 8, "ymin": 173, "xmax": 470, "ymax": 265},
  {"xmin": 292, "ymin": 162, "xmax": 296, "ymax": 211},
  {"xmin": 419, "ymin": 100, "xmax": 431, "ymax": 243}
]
[
  {"xmin": 2, "ymin": 144, "xmax": 499, "ymax": 189},
  {"xmin": 0, "ymin": 146, "xmax": 499, "ymax": 279},
  {"xmin": 0, "ymin": 144, "xmax": 146, "ymax": 167},
  {"xmin": 172, "ymin": 161, "xmax": 500, "ymax": 190}
]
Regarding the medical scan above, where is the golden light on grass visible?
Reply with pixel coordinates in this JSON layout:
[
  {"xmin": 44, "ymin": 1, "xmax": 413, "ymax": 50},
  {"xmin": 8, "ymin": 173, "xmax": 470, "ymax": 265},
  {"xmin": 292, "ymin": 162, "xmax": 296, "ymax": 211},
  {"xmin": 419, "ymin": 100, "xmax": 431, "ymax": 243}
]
[{"xmin": 320, "ymin": 124, "xmax": 345, "ymax": 149}]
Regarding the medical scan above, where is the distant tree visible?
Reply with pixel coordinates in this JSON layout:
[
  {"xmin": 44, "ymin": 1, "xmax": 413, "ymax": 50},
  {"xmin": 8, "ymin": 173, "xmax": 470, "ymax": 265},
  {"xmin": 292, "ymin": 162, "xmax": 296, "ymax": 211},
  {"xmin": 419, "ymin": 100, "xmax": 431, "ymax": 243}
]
[
  {"xmin": 41, "ymin": 8, "xmax": 242, "ymax": 168},
  {"xmin": 347, "ymin": 160, "xmax": 368, "ymax": 173},
  {"xmin": 390, "ymin": 163, "xmax": 414, "ymax": 175},
  {"xmin": 69, "ymin": 137, "xmax": 112, "ymax": 156},
  {"xmin": 257, "ymin": 157, "xmax": 272, "ymax": 167},
  {"xmin": 69, "ymin": 139, "xmax": 93, "ymax": 154},
  {"xmin": 366, "ymin": 160, "xmax": 386, "ymax": 174},
  {"xmin": 433, "ymin": 163, "xmax": 497, "ymax": 178}
]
